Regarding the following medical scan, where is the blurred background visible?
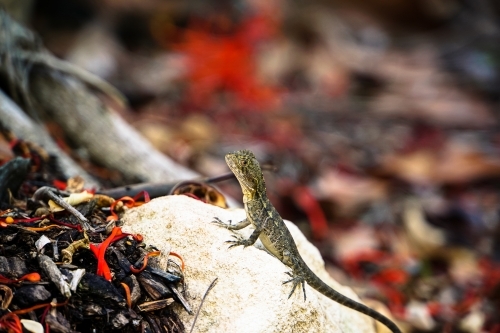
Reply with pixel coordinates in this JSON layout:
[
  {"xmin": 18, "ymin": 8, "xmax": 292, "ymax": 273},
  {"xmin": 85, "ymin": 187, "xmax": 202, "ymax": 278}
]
[{"xmin": 4, "ymin": 0, "xmax": 500, "ymax": 331}]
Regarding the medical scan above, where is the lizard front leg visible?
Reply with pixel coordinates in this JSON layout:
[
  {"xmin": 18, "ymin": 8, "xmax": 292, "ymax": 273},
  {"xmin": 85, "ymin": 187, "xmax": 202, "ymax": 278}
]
[
  {"xmin": 226, "ymin": 224, "xmax": 263, "ymax": 248},
  {"xmin": 224, "ymin": 215, "xmax": 271, "ymax": 248},
  {"xmin": 212, "ymin": 217, "xmax": 259, "ymax": 248},
  {"xmin": 212, "ymin": 217, "xmax": 251, "ymax": 230}
]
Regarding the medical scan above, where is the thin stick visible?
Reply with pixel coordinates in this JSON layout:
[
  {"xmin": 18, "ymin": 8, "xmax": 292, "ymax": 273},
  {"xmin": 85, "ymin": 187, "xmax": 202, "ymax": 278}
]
[
  {"xmin": 189, "ymin": 278, "xmax": 218, "ymax": 333},
  {"xmin": 33, "ymin": 186, "xmax": 93, "ymax": 232}
]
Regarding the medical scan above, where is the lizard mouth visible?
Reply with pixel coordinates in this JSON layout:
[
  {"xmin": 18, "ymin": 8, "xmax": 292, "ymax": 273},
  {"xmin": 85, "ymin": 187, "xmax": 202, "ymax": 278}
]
[
  {"xmin": 224, "ymin": 154, "xmax": 237, "ymax": 172},
  {"xmin": 225, "ymin": 154, "xmax": 255, "ymax": 195}
]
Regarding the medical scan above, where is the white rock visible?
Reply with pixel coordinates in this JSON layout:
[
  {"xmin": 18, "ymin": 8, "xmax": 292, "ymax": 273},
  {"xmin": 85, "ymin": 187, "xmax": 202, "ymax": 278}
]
[
  {"xmin": 122, "ymin": 195, "xmax": 376, "ymax": 333},
  {"xmin": 459, "ymin": 306, "xmax": 485, "ymax": 333},
  {"xmin": 405, "ymin": 300, "xmax": 435, "ymax": 331}
]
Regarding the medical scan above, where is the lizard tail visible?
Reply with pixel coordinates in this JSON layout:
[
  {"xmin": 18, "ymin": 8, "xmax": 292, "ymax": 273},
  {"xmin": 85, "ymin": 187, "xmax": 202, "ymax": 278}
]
[{"xmin": 303, "ymin": 267, "xmax": 402, "ymax": 333}]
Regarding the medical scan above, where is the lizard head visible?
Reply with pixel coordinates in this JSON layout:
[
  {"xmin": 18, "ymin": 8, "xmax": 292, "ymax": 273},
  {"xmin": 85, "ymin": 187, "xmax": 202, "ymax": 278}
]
[{"xmin": 225, "ymin": 150, "xmax": 266, "ymax": 200}]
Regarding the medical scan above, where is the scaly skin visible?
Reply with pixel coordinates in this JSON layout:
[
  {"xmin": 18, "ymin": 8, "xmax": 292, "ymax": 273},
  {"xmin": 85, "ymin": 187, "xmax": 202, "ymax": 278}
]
[{"xmin": 213, "ymin": 149, "xmax": 402, "ymax": 333}]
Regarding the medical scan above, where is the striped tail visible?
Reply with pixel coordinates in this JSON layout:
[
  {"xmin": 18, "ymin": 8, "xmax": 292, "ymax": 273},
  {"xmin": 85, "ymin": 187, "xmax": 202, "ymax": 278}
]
[{"xmin": 303, "ymin": 266, "xmax": 402, "ymax": 333}]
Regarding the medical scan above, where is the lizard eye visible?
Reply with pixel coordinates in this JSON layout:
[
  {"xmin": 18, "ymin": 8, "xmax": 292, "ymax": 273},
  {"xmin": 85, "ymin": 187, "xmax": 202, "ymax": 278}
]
[{"xmin": 241, "ymin": 160, "xmax": 247, "ymax": 166}]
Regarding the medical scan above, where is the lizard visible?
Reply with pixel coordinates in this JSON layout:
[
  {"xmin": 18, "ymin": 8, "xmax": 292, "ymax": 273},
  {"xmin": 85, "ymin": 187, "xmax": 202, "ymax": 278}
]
[{"xmin": 213, "ymin": 149, "xmax": 402, "ymax": 333}]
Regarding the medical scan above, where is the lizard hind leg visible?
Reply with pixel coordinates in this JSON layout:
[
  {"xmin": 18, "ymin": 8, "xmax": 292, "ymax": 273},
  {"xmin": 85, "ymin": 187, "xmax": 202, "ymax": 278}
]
[{"xmin": 283, "ymin": 272, "xmax": 307, "ymax": 301}]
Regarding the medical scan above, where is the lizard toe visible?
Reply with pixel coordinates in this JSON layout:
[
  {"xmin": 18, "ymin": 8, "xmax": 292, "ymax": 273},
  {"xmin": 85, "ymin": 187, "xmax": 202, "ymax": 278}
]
[
  {"xmin": 226, "ymin": 242, "xmax": 247, "ymax": 249},
  {"xmin": 282, "ymin": 273, "xmax": 306, "ymax": 300},
  {"xmin": 212, "ymin": 217, "xmax": 232, "ymax": 228},
  {"xmin": 225, "ymin": 234, "xmax": 252, "ymax": 249}
]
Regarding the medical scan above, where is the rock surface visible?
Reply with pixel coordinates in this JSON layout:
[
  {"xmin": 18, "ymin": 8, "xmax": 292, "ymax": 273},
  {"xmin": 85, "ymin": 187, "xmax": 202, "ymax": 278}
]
[{"xmin": 122, "ymin": 195, "xmax": 376, "ymax": 333}]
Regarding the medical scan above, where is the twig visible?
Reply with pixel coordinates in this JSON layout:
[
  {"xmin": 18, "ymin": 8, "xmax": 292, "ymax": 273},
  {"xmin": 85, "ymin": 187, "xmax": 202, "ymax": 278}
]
[
  {"xmin": 189, "ymin": 278, "xmax": 218, "ymax": 333},
  {"xmin": 97, "ymin": 165, "xmax": 277, "ymax": 201},
  {"xmin": 33, "ymin": 186, "xmax": 93, "ymax": 232}
]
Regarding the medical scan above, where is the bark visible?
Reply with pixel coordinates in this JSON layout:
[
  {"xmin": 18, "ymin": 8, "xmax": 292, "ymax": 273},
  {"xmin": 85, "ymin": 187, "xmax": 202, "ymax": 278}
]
[
  {"xmin": 0, "ymin": 9, "xmax": 198, "ymax": 187},
  {"xmin": 30, "ymin": 71, "xmax": 198, "ymax": 183},
  {"xmin": 0, "ymin": 90, "xmax": 99, "ymax": 187}
]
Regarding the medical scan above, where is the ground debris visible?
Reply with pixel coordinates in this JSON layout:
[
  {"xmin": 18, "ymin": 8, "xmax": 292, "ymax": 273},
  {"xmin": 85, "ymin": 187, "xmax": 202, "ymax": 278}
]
[{"xmin": 0, "ymin": 143, "xmax": 188, "ymax": 333}]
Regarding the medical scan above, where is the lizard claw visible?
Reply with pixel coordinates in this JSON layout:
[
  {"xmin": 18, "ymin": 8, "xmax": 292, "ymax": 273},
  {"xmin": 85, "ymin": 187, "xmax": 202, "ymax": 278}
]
[
  {"xmin": 283, "ymin": 273, "xmax": 307, "ymax": 301},
  {"xmin": 212, "ymin": 217, "xmax": 232, "ymax": 228},
  {"xmin": 225, "ymin": 234, "xmax": 251, "ymax": 249}
]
